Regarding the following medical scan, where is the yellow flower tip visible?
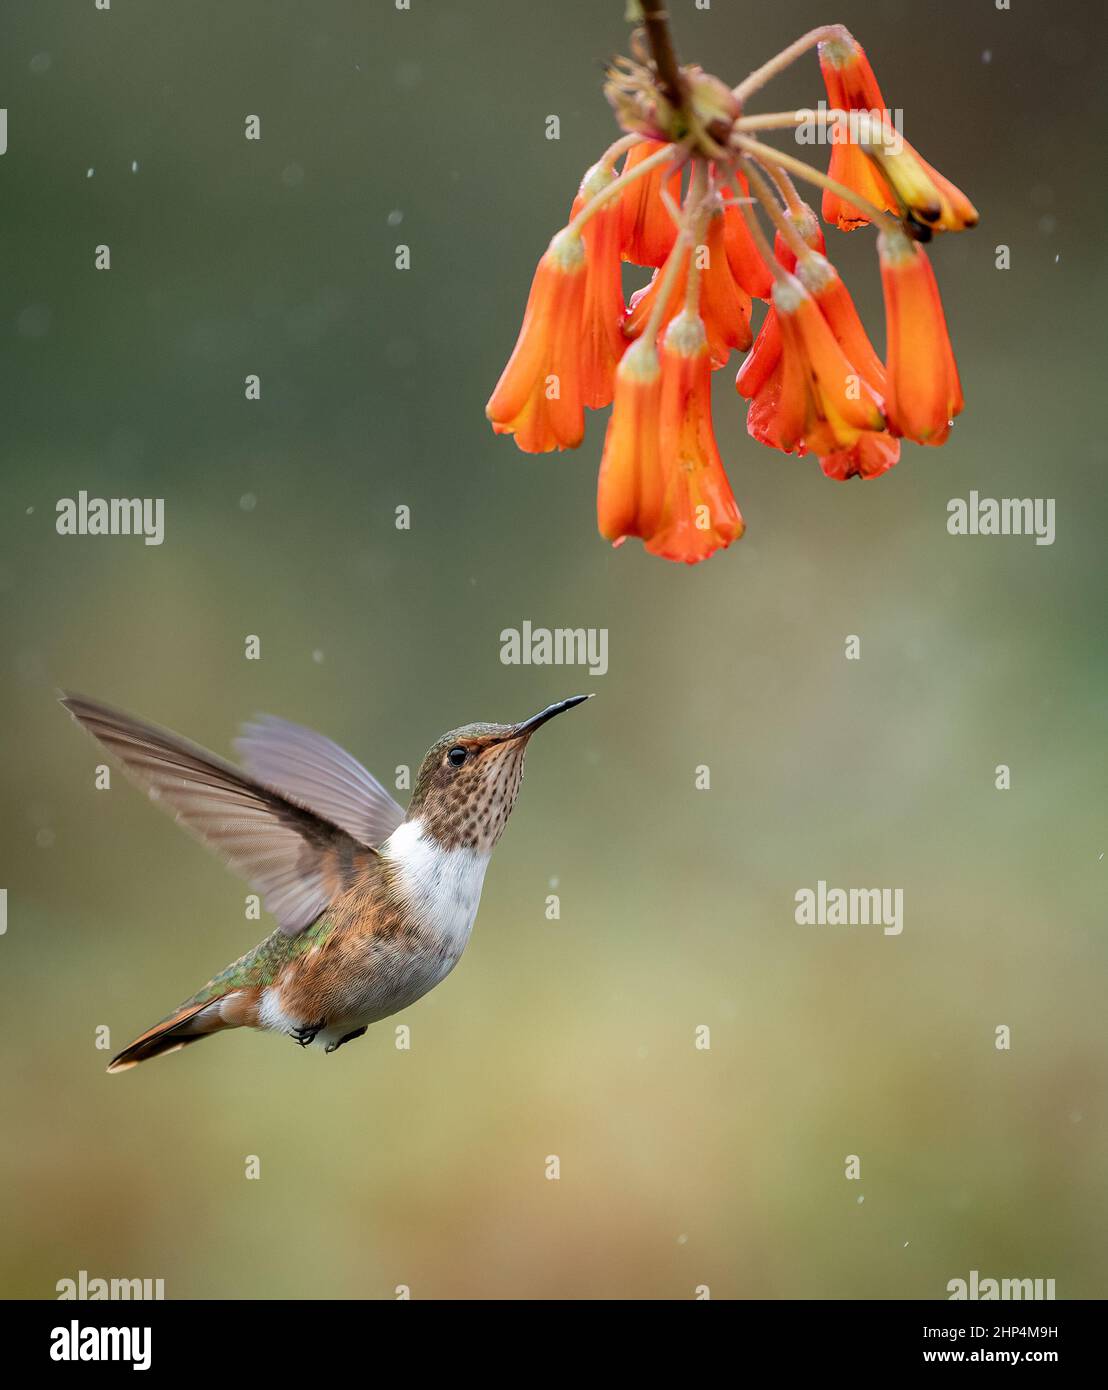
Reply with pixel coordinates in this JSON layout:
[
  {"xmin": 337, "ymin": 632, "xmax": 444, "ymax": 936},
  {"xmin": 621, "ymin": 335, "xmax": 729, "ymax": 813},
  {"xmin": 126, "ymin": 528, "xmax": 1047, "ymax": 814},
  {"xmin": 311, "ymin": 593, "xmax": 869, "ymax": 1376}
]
[
  {"xmin": 548, "ymin": 227, "xmax": 586, "ymax": 272},
  {"xmin": 855, "ymin": 115, "xmax": 978, "ymax": 234},
  {"xmin": 577, "ymin": 160, "xmax": 615, "ymax": 203},
  {"xmin": 618, "ymin": 335, "xmax": 661, "ymax": 383},
  {"xmin": 788, "ymin": 202, "xmax": 823, "ymax": 247},
  {"xmin": 663, "ymin": 309, "xmax": 708, "ymax": 358},
  {"xmin": 876, "ymin": 225, "xmax": 916, "ymax": 265},
  {"xmin": 818, "ymin": 34, "xmax": 864, "ymax": 72},
  {"xmin": 796, "ymin": 252, "xmax": 835, "ymax": 295},
  {"xmin": 771, "ymin": 272, "xmax": 806, "ymax": 317}
]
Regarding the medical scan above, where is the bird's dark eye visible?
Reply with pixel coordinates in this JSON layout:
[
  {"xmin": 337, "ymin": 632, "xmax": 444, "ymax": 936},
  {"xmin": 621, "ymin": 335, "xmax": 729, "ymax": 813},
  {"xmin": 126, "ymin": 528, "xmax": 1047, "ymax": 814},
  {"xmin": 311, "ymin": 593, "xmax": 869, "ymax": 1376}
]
[{"xmin": 447, "ymin": 746, "xmax": 468, "ymax": 767}]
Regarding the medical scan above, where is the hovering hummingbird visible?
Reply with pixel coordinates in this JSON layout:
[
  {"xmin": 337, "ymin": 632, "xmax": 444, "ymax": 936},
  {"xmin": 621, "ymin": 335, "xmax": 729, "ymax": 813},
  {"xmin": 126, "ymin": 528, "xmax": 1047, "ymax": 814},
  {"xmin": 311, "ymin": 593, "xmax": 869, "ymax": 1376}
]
[{"xmin": 60, "ymin": 692, "xmax": 591, "ymax": 1072}]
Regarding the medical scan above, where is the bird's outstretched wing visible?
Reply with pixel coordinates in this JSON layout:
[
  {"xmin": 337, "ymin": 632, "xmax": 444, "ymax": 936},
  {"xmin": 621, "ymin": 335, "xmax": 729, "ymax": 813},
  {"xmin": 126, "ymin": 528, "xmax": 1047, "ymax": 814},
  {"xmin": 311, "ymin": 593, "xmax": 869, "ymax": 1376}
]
[
  {"xmin": 60, "ymin": 693, "xmax": 377, "ymax": 936},
  {"xmin": 235, "ymin": 714, "xmax": 405, "ymax": 849}
]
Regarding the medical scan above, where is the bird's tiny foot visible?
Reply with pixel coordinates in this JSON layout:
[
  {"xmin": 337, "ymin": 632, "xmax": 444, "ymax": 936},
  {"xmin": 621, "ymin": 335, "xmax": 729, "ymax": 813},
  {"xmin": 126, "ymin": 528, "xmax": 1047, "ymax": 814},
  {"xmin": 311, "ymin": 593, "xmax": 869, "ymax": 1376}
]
[
  {"xmin": 291, "ymin": 1020, "xmax": 325, "ymax": 1047},
  {"xmin": 325, "ymin": 1026, "xmax": 367, "ymax": 1054}
]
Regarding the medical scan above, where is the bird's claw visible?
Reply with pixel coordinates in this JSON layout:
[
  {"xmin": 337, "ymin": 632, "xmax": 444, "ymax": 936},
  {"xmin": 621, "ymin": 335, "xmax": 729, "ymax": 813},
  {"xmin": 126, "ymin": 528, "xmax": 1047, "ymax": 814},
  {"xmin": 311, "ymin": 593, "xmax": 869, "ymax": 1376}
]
[{"xmin": 291, "ymin": 1021, "xmax": 325, "ymax": 1047}]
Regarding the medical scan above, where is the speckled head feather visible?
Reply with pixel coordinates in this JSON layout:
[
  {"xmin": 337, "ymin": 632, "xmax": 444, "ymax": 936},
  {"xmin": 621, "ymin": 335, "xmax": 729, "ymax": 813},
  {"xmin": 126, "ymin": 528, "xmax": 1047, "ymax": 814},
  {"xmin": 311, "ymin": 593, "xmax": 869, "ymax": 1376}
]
[{"xmin": 406, "ymin": 697, "xmax": 591, "ymax": 852}]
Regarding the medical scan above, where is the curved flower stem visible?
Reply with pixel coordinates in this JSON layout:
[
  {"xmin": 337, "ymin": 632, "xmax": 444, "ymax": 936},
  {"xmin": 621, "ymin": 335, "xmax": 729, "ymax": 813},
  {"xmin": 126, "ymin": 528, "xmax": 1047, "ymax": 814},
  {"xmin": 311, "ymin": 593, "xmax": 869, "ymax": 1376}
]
[
  {"xmin": 641, "ymin": 224, "xmax": 694, "ymax": 346},
  {"xmin": 683, "ymin": 158, "xmax": 709, "ymax": 314},
  {"xmin": 600, "ymin": 131, "xmax": 645, "ymax": 168},
  {"xmin": 568, "ymin": 139, "xmax": 684, "ymax": 234},
  {"xmin": 731, "ymin": 132, "xmax": 902, "ymax": 236},
  {"xmin": 742, "ymin": 156, "xmax": 814, "ymax": 266},
  {"xmin": 735, "ymin": 108, "xmax": 847, "ymax": 133},
  {"xmin": 762, "ymin": 159, "xmax": 805, "ymax": 216},
  {"xmin": 732, "ymin": 24, "xmax": 851, "ymax": 106}
]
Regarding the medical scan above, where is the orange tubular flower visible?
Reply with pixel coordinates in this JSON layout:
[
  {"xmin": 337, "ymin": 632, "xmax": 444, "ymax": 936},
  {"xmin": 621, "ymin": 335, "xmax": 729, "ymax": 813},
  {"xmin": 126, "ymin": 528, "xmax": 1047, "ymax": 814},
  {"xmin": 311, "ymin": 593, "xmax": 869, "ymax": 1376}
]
[
  {"xmin": 736, "ymin": 297, "xmax": 783, "ymax": 404},
  {"xmin": 486, "ymin": 12, "xmax": 978, "ymax": 559},
  {"xmin": 878, "ymin": 228, "xmax": 963, "ymax": 445},
  {"xmin": 625, "ymin": 209, "xmax": 752, "ymax": 366},
  {"xmin": 618, "ymin": 139, "xmax": 683, "ymax": 268},
  {"xmin": 485, "ymin": 229, "xmax": 587, "ymax": 453},
  {"xmin": 819, "ymin": 431, "xmax": 900, "ymax": 482},
  {"xmin": 570, "ymin": 162, "xmax": 629, "ymax": 409},
  {"xmin": 795, "ymin": 251, "xmax": 886, "ymax": 395},
  {"xmin": 597, "ymin": 337, "xmax": 665, "ymax": 546},
  {"xmin": 740, "ymin": 248, "xmax": 893, "ymax": 476},
  {"xmin": 757, "ymin": 273, "xmax": 885, "ymax": 457},
  {"xmin": 858, "ymin": 124, "xmax": 979, "ymax": 234},
  {"xmin": 648, "ymin": 311, "xmax": 744, "ymax": 563},
  {"xmin": 735, "ymin": 210, "xmax": 827, "ymax": 450},
  {"xmin": 698, "ymin": 214, "xmax": 755, "ymax": 359},
  {"xmin": 719, "ymin": 170, "xmax": 773, "ymax": 299},
  {"xmin": 817, "ymin": 36, "xmax": 897, "ymax": 230}
]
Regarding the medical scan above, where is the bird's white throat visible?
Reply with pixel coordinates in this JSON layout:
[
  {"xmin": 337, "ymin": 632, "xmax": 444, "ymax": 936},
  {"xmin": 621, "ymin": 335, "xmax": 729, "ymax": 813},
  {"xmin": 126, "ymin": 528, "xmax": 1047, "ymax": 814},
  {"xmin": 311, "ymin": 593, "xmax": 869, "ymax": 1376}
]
[{"xmin": 381, "ymin": 818, "xmax": 491, "ymax": 954}]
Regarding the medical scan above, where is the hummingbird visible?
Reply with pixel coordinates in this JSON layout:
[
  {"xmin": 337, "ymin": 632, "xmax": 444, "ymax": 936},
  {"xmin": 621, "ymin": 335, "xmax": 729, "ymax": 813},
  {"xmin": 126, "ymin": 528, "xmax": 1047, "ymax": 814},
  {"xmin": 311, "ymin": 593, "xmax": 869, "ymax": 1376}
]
[{"xmin": 60, "ymin": 691, "xmax": 591, "ymax": 1072}]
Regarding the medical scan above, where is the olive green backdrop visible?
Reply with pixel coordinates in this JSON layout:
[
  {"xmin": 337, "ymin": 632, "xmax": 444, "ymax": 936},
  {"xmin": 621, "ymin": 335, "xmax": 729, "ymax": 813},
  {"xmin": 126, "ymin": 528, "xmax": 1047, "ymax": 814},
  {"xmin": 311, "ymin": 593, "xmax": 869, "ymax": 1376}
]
[{"xmin": 1, "ymin": 0, "xmax": 1104, "ymax": 1299}]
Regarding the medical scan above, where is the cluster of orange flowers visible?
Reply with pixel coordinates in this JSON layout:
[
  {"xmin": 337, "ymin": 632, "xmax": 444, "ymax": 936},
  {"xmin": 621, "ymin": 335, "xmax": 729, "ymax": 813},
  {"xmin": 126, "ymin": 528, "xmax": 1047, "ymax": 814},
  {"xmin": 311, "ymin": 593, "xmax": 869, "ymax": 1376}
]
[{"xmin": 486, "ymin": 24, "xmax": 978, "ymax": 564}]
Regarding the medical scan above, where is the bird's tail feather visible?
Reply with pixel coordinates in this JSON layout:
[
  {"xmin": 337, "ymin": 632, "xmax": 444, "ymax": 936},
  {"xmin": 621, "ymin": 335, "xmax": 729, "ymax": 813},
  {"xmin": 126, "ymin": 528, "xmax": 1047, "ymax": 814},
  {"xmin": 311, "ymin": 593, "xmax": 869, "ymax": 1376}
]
[{"xmin": 107, "ymin": 995, "xmax": 237, "ymax": 1073}]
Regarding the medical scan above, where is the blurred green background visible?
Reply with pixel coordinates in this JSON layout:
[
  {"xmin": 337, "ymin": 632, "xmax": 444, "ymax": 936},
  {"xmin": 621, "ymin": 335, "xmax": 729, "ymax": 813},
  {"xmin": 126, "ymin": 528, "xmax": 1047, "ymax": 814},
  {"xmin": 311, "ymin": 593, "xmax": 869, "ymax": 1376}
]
[{"xmin": 0, "ymin": 0, "xmax": 1104, "ymax": 1300}]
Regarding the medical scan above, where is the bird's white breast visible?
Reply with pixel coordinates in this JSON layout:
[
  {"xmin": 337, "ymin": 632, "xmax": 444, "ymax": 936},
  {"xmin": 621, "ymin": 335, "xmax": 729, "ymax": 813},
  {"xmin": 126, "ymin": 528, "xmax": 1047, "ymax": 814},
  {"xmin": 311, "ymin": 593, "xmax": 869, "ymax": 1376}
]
[
  {"xmin": 380, "ymin": 818, "xmax": 490, "ymax": 958},
  {"xmin": 260, "ymin": 819, "xmax": 491, "ymax": 1050}
]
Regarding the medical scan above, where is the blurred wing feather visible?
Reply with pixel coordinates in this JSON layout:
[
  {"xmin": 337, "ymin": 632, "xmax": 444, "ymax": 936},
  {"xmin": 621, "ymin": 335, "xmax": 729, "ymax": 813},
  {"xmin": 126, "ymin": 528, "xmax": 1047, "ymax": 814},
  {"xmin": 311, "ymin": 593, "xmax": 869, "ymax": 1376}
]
[
  {"xmin": 235, "ymin": 715, "xmax": 405, "ymax": 848},
  {"xmin": 60, "ymin": 693, "xmax": 365, "ymax": 936}
]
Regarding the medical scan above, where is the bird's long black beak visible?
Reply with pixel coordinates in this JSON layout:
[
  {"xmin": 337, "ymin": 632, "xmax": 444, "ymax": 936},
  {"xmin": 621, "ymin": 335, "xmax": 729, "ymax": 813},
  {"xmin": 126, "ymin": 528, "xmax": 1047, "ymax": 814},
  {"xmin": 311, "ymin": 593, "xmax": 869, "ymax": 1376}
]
[{"xmin": 504, "ymin": 694, "xmax": 593, "ymax": 740}]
